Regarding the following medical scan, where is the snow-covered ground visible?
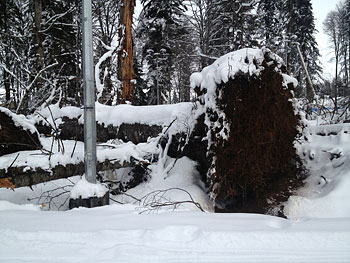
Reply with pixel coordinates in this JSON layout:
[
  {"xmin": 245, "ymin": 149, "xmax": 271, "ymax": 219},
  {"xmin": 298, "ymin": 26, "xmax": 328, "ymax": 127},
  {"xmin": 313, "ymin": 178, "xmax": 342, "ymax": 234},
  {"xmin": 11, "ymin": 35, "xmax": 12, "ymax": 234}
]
[{"xmin": 0, "ymin": 203, "xmax": 349, "ymax": 263}]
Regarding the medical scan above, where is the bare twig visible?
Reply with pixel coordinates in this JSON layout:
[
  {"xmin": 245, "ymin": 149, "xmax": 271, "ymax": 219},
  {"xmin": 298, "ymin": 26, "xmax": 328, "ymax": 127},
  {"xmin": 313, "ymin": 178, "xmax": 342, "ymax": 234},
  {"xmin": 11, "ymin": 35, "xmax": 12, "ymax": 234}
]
[
  {"xmin": 137, "ymin": 188, "xmax": 204, "ymax": 213},
  {"xmin": 9, "ymin": 153, "xmax": 20, "ymax": 169}
]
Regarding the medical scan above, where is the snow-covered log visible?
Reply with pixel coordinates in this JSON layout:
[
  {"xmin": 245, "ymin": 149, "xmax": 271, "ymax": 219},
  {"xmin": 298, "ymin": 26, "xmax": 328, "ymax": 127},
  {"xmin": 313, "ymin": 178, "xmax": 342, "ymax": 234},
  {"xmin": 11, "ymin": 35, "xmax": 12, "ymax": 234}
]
[
  {"xmin": 0, "ymin": 107, "xmax": 41, "ymax": 156},
  {"xmin": 33, "ymin": 103, "xmax": 192, "ymax": 144},
  {"xmin": 0, "ymin": 158, "xmax": 141, "ymax": 189},
  {"xmin": 190, "ymin": 48, "xmax": 304, "ymax": 215}
]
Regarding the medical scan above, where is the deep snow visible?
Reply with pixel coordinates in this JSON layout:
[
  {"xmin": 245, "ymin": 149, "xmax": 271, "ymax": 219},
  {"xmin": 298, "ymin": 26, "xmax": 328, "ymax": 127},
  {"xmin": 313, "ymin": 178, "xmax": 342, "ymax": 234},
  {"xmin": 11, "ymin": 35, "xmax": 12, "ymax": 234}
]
[{"xmin": 0, "ymin": 203, "xmax": 349, "ymax": 263}]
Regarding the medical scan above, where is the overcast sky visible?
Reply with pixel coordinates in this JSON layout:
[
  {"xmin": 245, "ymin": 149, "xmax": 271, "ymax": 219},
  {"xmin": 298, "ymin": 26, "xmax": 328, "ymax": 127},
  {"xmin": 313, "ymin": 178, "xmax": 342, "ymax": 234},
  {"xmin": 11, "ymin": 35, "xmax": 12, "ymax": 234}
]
[{"xmin": 311, "ymin": 0, "xmax": 340, "ymax": 79}]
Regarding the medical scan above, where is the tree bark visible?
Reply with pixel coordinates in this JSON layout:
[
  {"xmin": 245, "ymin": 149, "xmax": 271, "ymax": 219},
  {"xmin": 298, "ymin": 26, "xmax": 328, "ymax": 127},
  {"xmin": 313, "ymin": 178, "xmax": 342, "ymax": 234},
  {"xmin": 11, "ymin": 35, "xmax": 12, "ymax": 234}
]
[
  {"xmin": 118, "ymin": 0, "xmax": 135, "ymax": 104},
  {"xmin": 34, "ymin": 0, "xmax": 44, "ymax": 70}
]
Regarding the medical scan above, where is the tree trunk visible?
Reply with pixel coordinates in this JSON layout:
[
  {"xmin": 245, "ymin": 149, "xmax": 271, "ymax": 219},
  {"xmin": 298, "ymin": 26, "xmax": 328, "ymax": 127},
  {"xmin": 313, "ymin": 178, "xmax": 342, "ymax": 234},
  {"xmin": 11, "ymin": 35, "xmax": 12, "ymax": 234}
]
[
  {"xmin": 34, "ymin": 0, "xmax": 44, "ymax": 70},
  {"xmin": 118, "ymin": 0, "xmax": 135, "ymax": 104}
]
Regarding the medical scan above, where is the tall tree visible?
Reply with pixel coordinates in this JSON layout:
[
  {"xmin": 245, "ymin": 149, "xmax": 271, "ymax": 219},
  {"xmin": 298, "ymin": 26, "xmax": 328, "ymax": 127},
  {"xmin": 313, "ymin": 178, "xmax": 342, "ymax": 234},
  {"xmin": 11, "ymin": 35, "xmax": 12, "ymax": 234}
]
[
  {"xmin": 285, "ymin": 0, "xmax": 322, "ymax": 97},
  {"xmin": 256, "ymin": 0, "xmax": 285, "ymax": 53},
  {"xmin": 0, "ymin": 0, "xmax": 23, "ymax": 106},
  {"xmin": 187, "ymin": 0, "xmax": 257, "ymax": 69},
  {"xmin": 118, "ymin": 0, "xmax": 136, "ymax": 104},
  {"xmin": 138, "ymin": 0, "xmax": 187, "ymax": 104},
  {"xmin": 187, "ymin": 0, "xmax": 215, "ymax": 69},
  {"xmin": 93, "ymin": 0, "xmax": 120, "ymax": 105},
  {"xmin": 324, "ymin": 0, "xmax": 350, "ymax": 101},
  {"xmin": 209, "ymin": 0, "xmax": 257, "ymax": 57}
]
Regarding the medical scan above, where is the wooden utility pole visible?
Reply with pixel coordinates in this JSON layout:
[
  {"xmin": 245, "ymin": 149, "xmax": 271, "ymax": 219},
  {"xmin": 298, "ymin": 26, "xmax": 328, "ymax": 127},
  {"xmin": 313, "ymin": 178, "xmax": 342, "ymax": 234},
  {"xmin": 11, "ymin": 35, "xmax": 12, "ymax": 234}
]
[{"xmin": 118, "ymin": 0, "xmax": 136, "ymax": 104}]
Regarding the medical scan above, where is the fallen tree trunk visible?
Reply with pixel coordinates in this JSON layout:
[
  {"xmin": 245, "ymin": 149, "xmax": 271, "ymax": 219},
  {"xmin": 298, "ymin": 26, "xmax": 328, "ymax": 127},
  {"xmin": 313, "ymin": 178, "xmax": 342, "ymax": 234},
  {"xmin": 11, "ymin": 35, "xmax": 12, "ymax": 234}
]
[
  {"xmin": 0, "ymin": 157, "xmax": 144, "ymax": 189},
  {"xmin": 0, "ymin": 107, "xmax": 42, "ymax": 156},
  {"xmin": 35, "ymin": 117, "xmax": 163, "ymax": 144}
]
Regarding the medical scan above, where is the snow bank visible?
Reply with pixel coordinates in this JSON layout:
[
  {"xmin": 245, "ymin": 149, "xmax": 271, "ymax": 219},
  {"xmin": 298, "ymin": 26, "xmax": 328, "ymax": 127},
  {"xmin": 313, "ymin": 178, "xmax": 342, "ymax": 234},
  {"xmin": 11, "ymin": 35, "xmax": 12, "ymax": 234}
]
[
  {"xmin": 285, "ymin": 122, "xmax": 350, "ymax": 219},
  {"xmin": 0, "ymin": 204, "xmax": 349, "ymax": 263},
  {"xmin": 94, "ymin": 102, "xmax": 193, "ymax": 127},
  {"xmin": 0, "ymin": 137, "xmax": 154, "ymax": 171},
  {"xmin": 115, "ymin": 157, "xmax": 213, "ymax": 212}
]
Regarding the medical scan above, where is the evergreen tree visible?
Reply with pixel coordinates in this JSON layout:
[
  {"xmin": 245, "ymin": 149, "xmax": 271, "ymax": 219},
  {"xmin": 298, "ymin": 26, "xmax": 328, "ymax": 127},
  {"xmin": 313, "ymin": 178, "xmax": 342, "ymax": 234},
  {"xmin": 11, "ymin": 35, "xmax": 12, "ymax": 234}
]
[
  {"xmin": 285, "ymin": 0, "xmax": 322, "ymax": 97},
  {"xmin": 209, "ymin": 0, "xmax": 257, "ymax": 57},
  {"xmin": 133, "ymin": 58, "xmax": 148, "ymax": 106},
  {"xmin": 0, "ymin": 0, "xmax": 32, "ymax": 110},
  {"xmin": 138, "ymin": 0, "xmax": 187, "ymax": 104},
  {"xmin": 256, "ymin": 0, "xmax": 285, "ymax": 52},
  {"xmin": 171, "ymin": 17, "xmax": 196, "ymax": 102},
  {"xmin": 40, "ymin": 0, "xmax": 81, "ymax": 107}
]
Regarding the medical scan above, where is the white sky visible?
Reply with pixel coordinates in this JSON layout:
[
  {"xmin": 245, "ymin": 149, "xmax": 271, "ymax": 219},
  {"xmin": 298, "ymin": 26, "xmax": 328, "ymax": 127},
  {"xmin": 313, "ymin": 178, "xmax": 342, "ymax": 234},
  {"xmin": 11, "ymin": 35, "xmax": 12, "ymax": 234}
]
[{"xmin": 311, "ymin": 0, "xmax": 339, "ymax": 79}]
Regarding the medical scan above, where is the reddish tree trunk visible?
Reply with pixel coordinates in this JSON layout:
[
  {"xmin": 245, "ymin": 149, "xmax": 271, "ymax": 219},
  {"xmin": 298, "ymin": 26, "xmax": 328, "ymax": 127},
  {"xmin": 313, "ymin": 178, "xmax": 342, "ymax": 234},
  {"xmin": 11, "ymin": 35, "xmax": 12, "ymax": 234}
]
[{"xmin": 118, "ymin": 0, "xmax": 135, "ymax": 104}]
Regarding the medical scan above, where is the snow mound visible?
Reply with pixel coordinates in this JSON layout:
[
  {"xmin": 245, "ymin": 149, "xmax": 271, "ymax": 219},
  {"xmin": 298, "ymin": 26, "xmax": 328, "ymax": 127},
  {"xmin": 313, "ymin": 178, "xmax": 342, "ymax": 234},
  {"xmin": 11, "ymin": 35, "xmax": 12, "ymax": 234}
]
[
  {"xmin": 114, "ymin": 157, "xmax": 213, "ymax": 212},
  {"xmin": 285, "ymin": 122, "xmax": 350, "ymax": 219}
]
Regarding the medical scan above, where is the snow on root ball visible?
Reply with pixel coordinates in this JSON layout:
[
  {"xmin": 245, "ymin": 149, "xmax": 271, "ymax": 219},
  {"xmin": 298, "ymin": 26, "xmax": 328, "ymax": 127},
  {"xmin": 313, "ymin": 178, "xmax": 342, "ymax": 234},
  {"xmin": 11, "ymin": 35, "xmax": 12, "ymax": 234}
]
[{"xmin": 190, "ymin": 48, "xmax": 304, "ymax": 215}]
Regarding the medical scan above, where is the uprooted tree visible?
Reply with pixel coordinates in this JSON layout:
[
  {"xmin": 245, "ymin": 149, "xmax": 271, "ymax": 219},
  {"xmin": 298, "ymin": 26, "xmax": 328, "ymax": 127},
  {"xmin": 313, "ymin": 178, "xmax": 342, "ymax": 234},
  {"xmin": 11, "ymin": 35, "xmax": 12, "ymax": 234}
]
[{"xmin": 188, "ymin": 48, "xmax": 304, "ymax": 214}]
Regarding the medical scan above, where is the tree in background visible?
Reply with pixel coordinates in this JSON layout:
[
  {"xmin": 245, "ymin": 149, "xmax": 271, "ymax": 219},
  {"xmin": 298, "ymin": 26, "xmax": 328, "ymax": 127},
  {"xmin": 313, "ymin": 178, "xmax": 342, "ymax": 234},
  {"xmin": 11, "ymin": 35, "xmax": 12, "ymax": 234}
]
[
  {"xmin": 209, "ymin": 0, "xmax": 257, "ymax": 57},
  {"xmin": 323, "ymin": 0, "xmax": 350, "ymax": 105},
  {"xmin": 118, "ymin": 0, "xmax": 136, "ymax": 104},
  {"xmin": 0, "ymin": 0, "xmax": 25, "ymax": 108},
  {"xmin": 187, "ymin": 0, "xmax": 257, "ymax": 70},
  {"xmin": 93, "ymin": 0, "xmax": 121, "ymax": 105},
  {"xmin": 171, "ymin": 17, "xmax": 195, "ymax": 102},
  {"xmin": 284, "ymin": 0, "xmax": 322, "ymax": 98},
  {"xmin": 186, "ymin": 0, "xmax": 215, "ymax": 69},
  {"xmin": 256, "ymin": 0, "xmax": 285, "ymax": 53},
  {"xmin": 138, "ymin": 0, "xmax": 188, "ymax": 104}
]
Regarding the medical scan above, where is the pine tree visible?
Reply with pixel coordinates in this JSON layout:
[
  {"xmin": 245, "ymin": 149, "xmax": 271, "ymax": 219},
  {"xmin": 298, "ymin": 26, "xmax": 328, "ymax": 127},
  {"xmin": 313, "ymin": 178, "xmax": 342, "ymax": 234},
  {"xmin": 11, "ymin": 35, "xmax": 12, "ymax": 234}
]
[
  {"xmin": 138, "ymin": 0, "xmax": 187, "ymax": 104},
  {"xmin": 41, "ymin": 0, "xmax": 81, "ymax": 107},
  {"xmin": 0, "ymin": 0, "xmax": 22, "ymax": 105},
  {"xmin": 0, "ymin": 0, "xmax": 32, "ymax": 110},
  {"xmin": 285, "ymin": 0, "xmax": 322, "ymax": 97},
  {"xmin": 209, "ymin": 0, "xmax": 257, "ymax": 57},
  {"xmin": 256, "ymin": 0, "xmax": 285, "ymax": 52}
]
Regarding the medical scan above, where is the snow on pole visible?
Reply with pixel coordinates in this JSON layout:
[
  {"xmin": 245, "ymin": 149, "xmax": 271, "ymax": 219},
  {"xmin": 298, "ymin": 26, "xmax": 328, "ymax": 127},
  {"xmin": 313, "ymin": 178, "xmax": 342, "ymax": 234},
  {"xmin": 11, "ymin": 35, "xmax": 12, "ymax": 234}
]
[{"xmin": 82, "ymin": 0, "xmax": 96, "ymax": 184}]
